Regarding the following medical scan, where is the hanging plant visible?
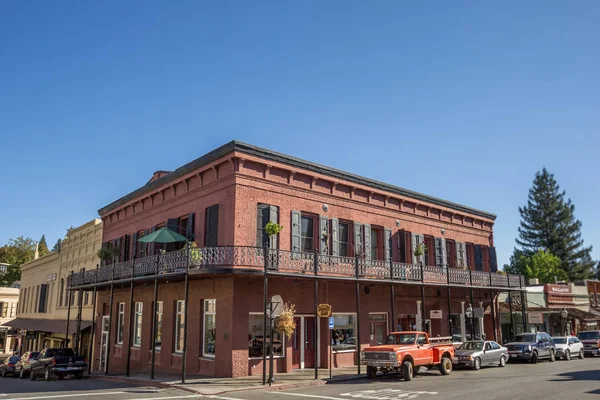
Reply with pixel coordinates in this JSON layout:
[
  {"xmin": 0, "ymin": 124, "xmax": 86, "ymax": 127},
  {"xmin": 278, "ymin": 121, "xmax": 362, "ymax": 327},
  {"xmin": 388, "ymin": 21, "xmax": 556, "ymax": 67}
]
[
  {"xmin": 265, "ymin": 222, "xmax": 283, "ymax": 237},
  {"xmin": 184, "ymin": 241, "xmax": 202, "ymax": 264},
  {"xmin": 413, "ymin": 242, "xmax": 427, "ymax": 258},
  {"xmin": 97, "ymin": 244, "xmax": 119, "ymax": 261},
  {"xmin": 274, "ymin": 303, "xmax": 297, "ymax": 339}
]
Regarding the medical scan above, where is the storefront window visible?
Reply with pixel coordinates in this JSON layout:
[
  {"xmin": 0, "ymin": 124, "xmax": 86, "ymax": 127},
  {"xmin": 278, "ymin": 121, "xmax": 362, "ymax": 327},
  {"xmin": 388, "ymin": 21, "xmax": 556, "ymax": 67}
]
[
  {"xmin": 332, "ymin": 313, "xmax": 357, "ymax": 352},
  {"xmin": 248, "ymin": 314, "xmax": 284, "ymax": 358},
  {"xmin": 174, "ymin": 300, "xmax": 185, "ymax": 353},
  {"xmin": 117, "ymin": 303, "xmax": 125, "ymax": 344},
  {"xmin": 133, "ymin": 302, "xmax": 143, "ymax": 346},
  {"xmin": 203, "ymin": 299, "xmax": 216, "ymax": 357}
]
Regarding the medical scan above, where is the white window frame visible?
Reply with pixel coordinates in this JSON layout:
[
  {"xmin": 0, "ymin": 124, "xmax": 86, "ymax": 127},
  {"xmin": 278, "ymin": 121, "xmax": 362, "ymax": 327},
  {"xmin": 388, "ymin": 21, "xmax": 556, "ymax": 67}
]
[
  {"xmin": 117, "ymin": 303, "xmax": 125, "ymax": 344},
  {"xmin": 248, "ymin": 312, "xmax": 286, "ymax": 359},
  {"xmin": 202, "ymin": 299, "xmax": 216, "ymax": 358},
  {"xmin": 154, "ymin": 301, "xmax": 163, "ymax": 350},
  {"xmin": 174, "ymin": 300, "xmax": 185, "ymax": 353},
  {"xmin": 133, "ymin": 302, "xmax": 143, "ymax": 347}
]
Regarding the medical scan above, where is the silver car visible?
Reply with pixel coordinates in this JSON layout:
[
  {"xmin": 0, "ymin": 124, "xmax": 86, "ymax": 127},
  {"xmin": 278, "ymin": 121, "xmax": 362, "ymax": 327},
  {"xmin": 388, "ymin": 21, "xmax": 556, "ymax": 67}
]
[{"xmin": 453, "ymin": 340, "xmax": 509, "ymax": 370}]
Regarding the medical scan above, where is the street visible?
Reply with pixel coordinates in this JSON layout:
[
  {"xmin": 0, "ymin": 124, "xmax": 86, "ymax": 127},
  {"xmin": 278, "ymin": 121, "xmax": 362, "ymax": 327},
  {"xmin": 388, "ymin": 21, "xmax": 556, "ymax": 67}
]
[{"xmin": 0, "ymin": 358, "xmax": 598, "ymax": 400}]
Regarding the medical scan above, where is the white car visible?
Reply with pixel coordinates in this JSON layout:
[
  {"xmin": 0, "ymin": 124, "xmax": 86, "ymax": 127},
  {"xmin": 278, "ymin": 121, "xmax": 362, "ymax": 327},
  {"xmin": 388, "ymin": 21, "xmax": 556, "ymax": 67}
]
[{"xmin": 552, "ymin": 336, "xmax": 584, "ymax": 360}]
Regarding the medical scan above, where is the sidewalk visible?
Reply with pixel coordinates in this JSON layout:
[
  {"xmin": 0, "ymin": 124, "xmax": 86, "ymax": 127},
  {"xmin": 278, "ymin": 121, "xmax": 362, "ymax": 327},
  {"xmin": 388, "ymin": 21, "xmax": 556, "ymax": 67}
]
[{"xmin": 92, "ymin": 367, "xmax": 365, "ymax": 395}]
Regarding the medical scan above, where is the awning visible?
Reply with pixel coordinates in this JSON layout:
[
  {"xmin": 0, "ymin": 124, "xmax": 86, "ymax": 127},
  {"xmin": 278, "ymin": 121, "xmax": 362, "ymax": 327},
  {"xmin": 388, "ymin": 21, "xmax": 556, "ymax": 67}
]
[
  {"xmin": 1, "ymin": 318, "xmax": 92, "ymax": 334},
  {"xmin": 565, "ymin": 308, "xmax": 600, "ymax": 322}
]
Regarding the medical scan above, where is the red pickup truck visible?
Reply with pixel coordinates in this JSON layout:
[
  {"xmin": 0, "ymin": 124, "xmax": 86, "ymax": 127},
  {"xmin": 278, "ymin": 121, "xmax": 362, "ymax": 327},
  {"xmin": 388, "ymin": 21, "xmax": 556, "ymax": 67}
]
[{"xmin": 360, "ymin": 331, "xmax": 454, "ymax": 381}]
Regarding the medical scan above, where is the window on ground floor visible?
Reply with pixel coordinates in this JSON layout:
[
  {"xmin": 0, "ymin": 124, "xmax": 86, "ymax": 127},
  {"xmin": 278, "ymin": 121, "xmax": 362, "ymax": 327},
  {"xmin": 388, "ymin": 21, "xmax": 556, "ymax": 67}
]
[
  {"xmin": 248, "ymin": 313, "xmax": 284, "ymax": 358},
  {"xmin": 332, "ymin": 313, "xmax": 357, "ymax": 352},
  {"xmin": 174, "ymin": 300, "xmax": 185, "ymax": 353},
  {"xmin": 117, "ymin": 303, "xmax": 125, "ymax": 344},
  {"xmin": 203, "ymin": 299, "xmax": 216, "ymax": 357},
  {"xmin": 133, "ymin": 302, "xmax": 143, "ymax": 347},
  {"xmin": 154, "ymin": 301, "xmax": 163, "ymax": 349}
]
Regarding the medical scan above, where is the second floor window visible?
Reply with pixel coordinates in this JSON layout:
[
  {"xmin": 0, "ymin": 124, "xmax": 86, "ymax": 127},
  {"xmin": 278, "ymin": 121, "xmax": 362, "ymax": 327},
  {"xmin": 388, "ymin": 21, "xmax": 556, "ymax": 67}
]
[
  {"xmin": 204, "ymin": 205, "xmax": 219, "ymax": 247},
  {"xmin": 370, "ymin": 228, "xmax": 379, "ymax": 260},
  {"xmin": 339, "ymin": 222, "xmax": 350, "ymax": 257},
  {"xmin": 301, "ymin": 216, "xmax": 314, "ymax": 253}
]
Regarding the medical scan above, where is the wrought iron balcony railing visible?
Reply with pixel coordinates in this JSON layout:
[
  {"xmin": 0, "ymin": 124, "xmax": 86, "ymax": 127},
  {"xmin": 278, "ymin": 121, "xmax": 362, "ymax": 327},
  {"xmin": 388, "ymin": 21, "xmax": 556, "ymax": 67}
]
[{"xmin": 67, "ymin": 246, "xmax": 525, "ymax": 290}]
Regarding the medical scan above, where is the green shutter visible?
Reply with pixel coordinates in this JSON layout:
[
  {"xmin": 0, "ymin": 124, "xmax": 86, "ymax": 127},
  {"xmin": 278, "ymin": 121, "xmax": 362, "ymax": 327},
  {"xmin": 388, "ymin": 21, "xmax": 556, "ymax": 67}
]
[
  {"xmin": 291, "ymin": 210, "xmax": 301, "ymax": 252},
  {"xmin": 384, "ymin": 228, "xmax": 392, "ymax": 262},
  {"xmin": 319, "ymin": 215, "xmax": 329, "ymax": 255},
  {"xmin": 269, "ymin": 205, "xmax": 279, "ymax": 249},
  {"xmin": 354, "ymin": 223, "xmax": 363, "ymax": 257},
  {"xmin": 363, "ymin": 224, "xmax": 371, "ymax": 260},
  {"xmin": 331, "ymin": 218, "xmax": 340, "ymax": 257}
]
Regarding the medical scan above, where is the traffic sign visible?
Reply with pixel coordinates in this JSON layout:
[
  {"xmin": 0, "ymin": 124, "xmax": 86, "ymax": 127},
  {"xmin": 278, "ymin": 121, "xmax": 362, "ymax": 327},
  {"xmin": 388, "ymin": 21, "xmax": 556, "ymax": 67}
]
[{"xmin": 328, "ymin": 317, "xmax": 335, "ymax": 329}]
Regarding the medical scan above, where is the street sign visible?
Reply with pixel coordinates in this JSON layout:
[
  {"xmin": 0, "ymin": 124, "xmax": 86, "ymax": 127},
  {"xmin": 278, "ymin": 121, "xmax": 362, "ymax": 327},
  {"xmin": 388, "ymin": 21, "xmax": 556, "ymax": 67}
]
[
  {"xmin": 318, "ymin": 304, "xmax": 332, "ymax": 317},
  {"xmin": 328, "ymin": 317, "xmax": 335, "ymax": 329}
]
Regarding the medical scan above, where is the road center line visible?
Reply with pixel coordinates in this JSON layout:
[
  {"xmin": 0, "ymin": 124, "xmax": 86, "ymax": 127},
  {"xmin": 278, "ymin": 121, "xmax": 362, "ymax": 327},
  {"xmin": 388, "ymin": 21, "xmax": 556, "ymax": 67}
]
[
  {"xmin": 269, "ymin": 393, "xmax": 346, "ymax": 400},
  {"xmin": 207, "ymin": 396, "xmax": 249, "ymax": 400},
  {"xmin": 1, "ymin": 392, "xmax": 126, "ymax": 400},
  {"xmin": 130, "ymin": 396, "xmax": 203, "ymax": 400}
]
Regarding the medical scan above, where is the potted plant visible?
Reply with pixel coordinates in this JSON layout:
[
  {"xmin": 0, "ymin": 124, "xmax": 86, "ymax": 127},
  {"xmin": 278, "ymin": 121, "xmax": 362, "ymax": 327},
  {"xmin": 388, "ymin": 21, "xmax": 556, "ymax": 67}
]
[
  {"xmin": 184, "ymin": 241, "xmax": 202, "ymax": 265},
  {"xmin": 413, "ymin": 242, "xmax": 427, "ymax": 261},
  {"xmin": 274, "ymin": 303, "xmax": 297, "ymax": 339},
  {"xmin": 264, "ymin": 222, "xmax": 283, "ymax": 269}
]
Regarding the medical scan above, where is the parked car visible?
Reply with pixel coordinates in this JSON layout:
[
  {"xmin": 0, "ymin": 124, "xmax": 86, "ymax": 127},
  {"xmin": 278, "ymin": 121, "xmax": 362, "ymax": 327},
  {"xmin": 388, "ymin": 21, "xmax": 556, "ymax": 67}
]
[
  {"xmin": 453, "ymin": 340, "xmax": 508, "ymax": 370},
  {"xmin": 0, "ymin": 356, "xmax": 21, "ymax": 377},
  {"xmin": 14, "ymin": 351, "xmax": 40, "ymax": 379},
  {"xmin": 504, "ymin": 332, "xmax": 556, "ymax": 363},
  {"xmin": 29, "ymin": 348, "xmax": 87, "ymax": 381},
  {"xmin": 552, "ymin": 336, "xmax": 584, "ymax": 360},
  {"xmin": 361, "ymin": 331, "xmax": 454, "ymax": 381},
  {"xmin": 577, "ymin": 331, "xmax": 600, "ymax": 357}
]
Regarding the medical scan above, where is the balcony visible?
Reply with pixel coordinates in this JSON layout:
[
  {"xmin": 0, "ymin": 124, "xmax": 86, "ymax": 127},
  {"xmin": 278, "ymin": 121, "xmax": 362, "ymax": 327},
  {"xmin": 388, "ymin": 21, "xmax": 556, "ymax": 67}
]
[{"xmin": 67, "ymin": 246, "xmax": 525, "ymax": 290}]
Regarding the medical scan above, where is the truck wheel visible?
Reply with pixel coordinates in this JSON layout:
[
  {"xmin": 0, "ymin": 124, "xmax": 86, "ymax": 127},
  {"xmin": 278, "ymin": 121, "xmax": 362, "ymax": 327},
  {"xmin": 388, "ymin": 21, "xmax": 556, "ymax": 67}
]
[
  {"xmin": 549, "ymin": 349, "xmax": 555, "ymax": 362},
  {"xmin": 44, "ymin": 367, "xmax": 51, "ymax": 381},
  {"xmin": 402, "ymin": 361, "xmax": 413, "ymax": 381},
  {"xmin": 439, "ymin": 357, "xmax": 452, "ymax": 375},
  {"xmin": 366, "ymin": 366, "xmax": 377, "ymax": 379},
  {"xmin": 29, "ymin": 370, "xmax": 35, "ymax": 381},
  {"xmin": 473, "ymin": 357, "xmax": 481, "ymax": 371},
  {"xmin": 530, "ymin": 351, "xmax": 538, "ymax": 364}
]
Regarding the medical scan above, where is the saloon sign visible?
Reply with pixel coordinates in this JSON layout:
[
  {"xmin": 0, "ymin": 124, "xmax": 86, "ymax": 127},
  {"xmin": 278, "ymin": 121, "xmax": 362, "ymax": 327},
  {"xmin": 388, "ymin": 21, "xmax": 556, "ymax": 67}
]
[{"xmin": 547, "ymin": 284, "xmax": 571, "ymax": 294}]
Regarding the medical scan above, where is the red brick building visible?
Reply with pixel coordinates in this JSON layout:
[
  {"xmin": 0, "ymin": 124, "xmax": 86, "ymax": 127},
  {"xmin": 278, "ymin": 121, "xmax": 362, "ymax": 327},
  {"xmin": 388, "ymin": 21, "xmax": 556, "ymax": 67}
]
[{"xmin": 68, "ymin": 141, "xmax": 525, "ymax": 378}]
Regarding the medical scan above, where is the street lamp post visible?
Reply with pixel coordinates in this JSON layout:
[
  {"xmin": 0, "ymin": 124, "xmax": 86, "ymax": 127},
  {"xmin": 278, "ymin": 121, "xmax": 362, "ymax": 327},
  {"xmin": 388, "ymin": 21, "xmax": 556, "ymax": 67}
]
[
  {"xmin": 560, "ymin": 308, "xmax": 568, "ymax": 336},
  {"xmin": 466, "ymin": 303, "xmax": 474, "ymax": 341}
]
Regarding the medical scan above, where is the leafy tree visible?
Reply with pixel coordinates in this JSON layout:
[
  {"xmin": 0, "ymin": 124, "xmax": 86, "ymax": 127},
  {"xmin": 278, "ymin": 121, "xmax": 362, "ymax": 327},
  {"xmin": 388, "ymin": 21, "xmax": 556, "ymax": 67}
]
[
  {"xmin": 38, "ymin": 234, "xmax": 50, "ymax": 257},
  {"xmin": 516, "ymin": 168, "xmax": 595, "ymax": 280},
  {"xmin": 504, "ymin": 248, "xmax": 568, "ymax": 284},
  {"xmin": 0, "ymin": 236, "xmax": 36, "ymax": 286},
  {"xmin": 52, "ymin": 238, "xmax": 62, "ymax": 252}
]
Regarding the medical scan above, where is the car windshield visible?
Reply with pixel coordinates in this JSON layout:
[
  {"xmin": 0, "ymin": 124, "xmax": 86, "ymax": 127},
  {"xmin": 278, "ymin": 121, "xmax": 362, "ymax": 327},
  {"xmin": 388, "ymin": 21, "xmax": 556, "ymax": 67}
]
[
  {"xmin": 46, "ymin": 349, "xmax": 75, "ymax": 357},
  {"xmin": 552, "ymin": 338, "xmax": 566, "ymax": 344},
  {"xmin": 578, "ymin": 332, "xmax": 600, "ymax": 340},
  {"xmin": 458, "ymin": 342, "xmax": 484, "ymax": 351},
  {"xmin": 9, "ymin": 357, "xmax": 20, "ymax": 363},
  {"xmin": 513, "ymin": 334, "xmax": 536, "ymax": 343},
  {"xmin": 386, "ymin": 333, "xmax": 417, "ymax": 345}
]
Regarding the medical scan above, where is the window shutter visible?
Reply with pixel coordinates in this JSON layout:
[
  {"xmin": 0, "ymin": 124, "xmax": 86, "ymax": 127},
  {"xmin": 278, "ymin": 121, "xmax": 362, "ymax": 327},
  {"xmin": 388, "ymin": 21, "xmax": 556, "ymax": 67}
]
[
  {"xmin": 474, "ymin": 245, "xmax": 483, "ymax": 271},
  {"xmin": 489, "ymin": 246, "xmax": 498, "ymax": 272},
  {"xmin": 291, "ymin": 210, "xmax": 301, "ymax": 252},
  {"xmin": 122, "ymin": 235, "xmax": 130, "ymax": 261},
  {"xmin": 363, "ymin": 224, "xmax": 371, "ymax": 260},
  {"xmin": 257, "ymin": 204, "xmax": 269, "ymax": 247},
  {"xmin": 131, "ymin": 233, "xmax": 138, "ymax": 259},
  {"xmin": 167, "ymin": 218, "xmax": 180, "ymax": 235},
  {"xmin": 319, "ymin": 215, "xmax": 329, "ymax": 255},
  {"xmin": 204, "ymin": 206, "xmax": 219, "ymax": 247},
  {"xmin": 148, "ymin": 227, "xmax": 156, "ymax": 256},
  {"xmin": 435, "ymin": 238, "xmax": 443, "ymax": 267},
  {"xmin": 354, "ymin": 222, "xmax": 363, "ymax": 257},
  {"xmin": 384, "ymin": 228, "xmax": 392, "ymax": 262},
  {"xmin": 441, "ymin": 238, "xmax": 447, "ymax": 267},
  {"xmin": 269, "ymin": 206, "xmax": 279, "ymax": 249},
  {"xmin": 331, "ymin": 217, "xmax": 340, "ymax": 257},
  {"xmin": 186, "ymin": 213, "xmax": 195, "ymax": 241},
  {"xmin": 402, "ymin": 230, "xmax": 412, "ymax": 263},
  {"xmin": 416, "ymin": 234, "xmax": 425, "ymax": 264},
  {"xmin": 455, "ymin": 241, "xmax": 463, "ymax": 268},
  {"xmin": 411, "ymin": 233, "xmax": 418, "ymax": 264}
]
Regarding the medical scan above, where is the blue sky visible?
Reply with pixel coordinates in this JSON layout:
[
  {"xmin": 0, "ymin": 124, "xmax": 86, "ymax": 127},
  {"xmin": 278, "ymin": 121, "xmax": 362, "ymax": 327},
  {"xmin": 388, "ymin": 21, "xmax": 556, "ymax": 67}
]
[{"xmin": 0, "ymin": 1, "xmax": 598, "ymax": 266}]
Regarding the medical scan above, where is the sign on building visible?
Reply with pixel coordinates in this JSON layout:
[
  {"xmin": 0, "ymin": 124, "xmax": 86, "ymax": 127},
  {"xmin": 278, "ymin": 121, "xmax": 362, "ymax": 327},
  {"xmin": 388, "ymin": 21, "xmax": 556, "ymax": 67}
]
[
  {"xmin": 528, "ymin": 311, "xmax": 544, "ymax": 325},
  {"xmin": 430, "ymin": 310, "xmax": 442, "ymax": 319}
]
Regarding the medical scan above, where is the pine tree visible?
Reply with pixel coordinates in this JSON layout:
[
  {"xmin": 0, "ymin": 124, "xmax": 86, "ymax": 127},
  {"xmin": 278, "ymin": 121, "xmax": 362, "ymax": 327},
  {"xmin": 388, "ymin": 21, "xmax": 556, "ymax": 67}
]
[
  {"xmin": 52, "ymin": 238, "xmax": 62, "ymax": 252},
  {"xmin": 38, "ymin": 234, "xmax": 50, "ymax": 257},
  {"xmin": 516, "ymin": 168, "xmax": 595, "ymax": 281}
]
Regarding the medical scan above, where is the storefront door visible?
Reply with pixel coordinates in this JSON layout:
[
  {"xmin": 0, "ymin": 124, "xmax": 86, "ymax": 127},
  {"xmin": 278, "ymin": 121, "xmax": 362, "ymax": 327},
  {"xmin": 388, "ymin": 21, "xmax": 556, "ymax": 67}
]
[
  {"xmin": 291, "ymin": 316, "xmax": 315, "ymax": 369},
  {"xmin": 99, "ymin": 316, "xmax": 109, "ymax": 372}
]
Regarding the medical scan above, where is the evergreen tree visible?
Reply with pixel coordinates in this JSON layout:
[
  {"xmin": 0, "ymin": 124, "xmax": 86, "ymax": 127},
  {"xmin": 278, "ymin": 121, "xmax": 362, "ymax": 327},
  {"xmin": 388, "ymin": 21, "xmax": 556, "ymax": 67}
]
[
  {"xmin": 52, "ymin": 238, "xmax": 62, "ymax": 252},
  {"xmin": 38, "ymin": 234, "xmax": 50, "ymax": 257},
  {"xmin": 516, "ymin": 168, "xmax": 595, "ymax": 280}
]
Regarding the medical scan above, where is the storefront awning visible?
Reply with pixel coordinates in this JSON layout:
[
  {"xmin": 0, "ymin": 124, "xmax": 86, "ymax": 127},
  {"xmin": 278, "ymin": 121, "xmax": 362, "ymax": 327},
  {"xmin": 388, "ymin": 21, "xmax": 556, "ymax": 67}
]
[
  {"xmin": 565, "ymin": 308, "xmax": 600, "ymax": 322},
  {"xmin": 0, "ymin": 318, "xmax": 92, "ymax": 334}
]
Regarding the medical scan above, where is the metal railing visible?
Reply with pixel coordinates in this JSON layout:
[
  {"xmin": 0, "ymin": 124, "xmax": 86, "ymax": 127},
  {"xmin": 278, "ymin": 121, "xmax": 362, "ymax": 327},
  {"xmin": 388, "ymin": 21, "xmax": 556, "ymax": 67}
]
[{"xmin": 67, "ymin": 246, "xmax": 525, "ymax": 290}]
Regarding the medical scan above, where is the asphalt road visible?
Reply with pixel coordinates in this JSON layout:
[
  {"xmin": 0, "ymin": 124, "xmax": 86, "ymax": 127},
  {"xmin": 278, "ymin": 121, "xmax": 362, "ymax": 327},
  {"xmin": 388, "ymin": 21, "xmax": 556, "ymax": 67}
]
[{"xmin": 0, "ymin": 358, "xmax": 597, "ymax": 400}]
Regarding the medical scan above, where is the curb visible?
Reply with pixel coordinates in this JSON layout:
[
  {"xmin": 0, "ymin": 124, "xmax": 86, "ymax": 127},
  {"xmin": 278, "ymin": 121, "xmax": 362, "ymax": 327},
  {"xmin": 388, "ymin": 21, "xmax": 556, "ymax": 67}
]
[{"xmin": 91, "ymin": 373, "xmax": 365, "ymax": 396}]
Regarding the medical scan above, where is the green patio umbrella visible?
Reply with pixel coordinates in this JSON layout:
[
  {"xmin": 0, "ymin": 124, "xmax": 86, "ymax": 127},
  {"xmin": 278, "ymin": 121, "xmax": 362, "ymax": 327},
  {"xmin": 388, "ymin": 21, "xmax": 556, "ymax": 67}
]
[{"xmin": 137, "ymin": 227, "xmax": 188, "ymax": 243}]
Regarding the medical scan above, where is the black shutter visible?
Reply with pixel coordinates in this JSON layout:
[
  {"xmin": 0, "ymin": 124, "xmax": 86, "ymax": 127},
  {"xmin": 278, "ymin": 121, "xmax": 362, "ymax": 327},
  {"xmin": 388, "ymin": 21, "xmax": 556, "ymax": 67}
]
[
  {"xmin": 489, "ymin": 246, "xmax": 498, "ymax": 272},
  {"xmin": 204, "ymin": 205, "xmax": 219, "ymax": 247},
  {"xmin": 257, "ymin": 204, "xmax": 269, "ymax": 247},
  {"xmin": 38, "ymin": 284, "xmax": 48, "ymax": 313},
  {"xmin": 122, "ymin": 235, "xmax": 130, "ymax": 261},
  {"xmin": 148, "ymin": 227, "xmax": 157, "ymax": 255},
  {"xmin": 384, "ymin": 228, "xmax": 392, "ymax": 262},
  {"xmin": 186, "ymin": 213, "xmax": 195, "ymax": 241},
  {"xmin": 100, "ymin": 242, "xmax": 108, "ymax": 266},
  {"xmin": 131, "ymin": 232, "xmax": 138, "ymax": 259},
  {"xmin": 474, "ymin": 245, "xmax": 483, "ymax": 271}
]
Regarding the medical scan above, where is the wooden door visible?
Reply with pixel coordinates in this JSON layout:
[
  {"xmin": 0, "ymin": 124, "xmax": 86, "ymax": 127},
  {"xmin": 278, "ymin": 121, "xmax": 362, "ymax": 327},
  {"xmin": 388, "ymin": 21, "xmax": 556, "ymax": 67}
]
[
  {"xmin": 304, "ymin": 317, "xmax": 315, "ymax": 368},
  {"xmin": 291, "ymin": 317, "xmax": 301, "ymax": 369}
]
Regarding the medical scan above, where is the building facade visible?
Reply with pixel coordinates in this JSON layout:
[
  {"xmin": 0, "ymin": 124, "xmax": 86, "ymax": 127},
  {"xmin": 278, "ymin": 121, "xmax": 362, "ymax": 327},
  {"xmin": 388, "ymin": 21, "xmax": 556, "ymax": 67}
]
[
  {"xmin": 68, "ymin": 141, "xmax": 525, "ymax": 378},
  {"xmin": 5, "ymin": 219, "xmax": 102, "ymax": 355},
  {"xmin": 0, "ymin": 287, "xmax": 19, "ymax": 355}
]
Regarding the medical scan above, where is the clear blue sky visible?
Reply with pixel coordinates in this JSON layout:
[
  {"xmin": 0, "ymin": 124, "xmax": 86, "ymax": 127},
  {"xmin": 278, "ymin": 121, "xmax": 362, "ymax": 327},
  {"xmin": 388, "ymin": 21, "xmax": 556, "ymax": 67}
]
[{"xmin": 1, "ymin": 1, "xmax": 598, "ymax": 267}]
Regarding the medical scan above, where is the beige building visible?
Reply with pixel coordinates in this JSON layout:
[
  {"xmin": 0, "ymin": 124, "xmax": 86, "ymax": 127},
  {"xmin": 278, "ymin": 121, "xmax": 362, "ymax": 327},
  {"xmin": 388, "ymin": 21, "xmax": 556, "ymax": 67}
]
[
  {"xmin": 0, "ymin": 287, "xmax": 20, "ymax": 355},
  {"xmin": 4, "ymin": 219, "xmax": 102, "ymax": 355}
]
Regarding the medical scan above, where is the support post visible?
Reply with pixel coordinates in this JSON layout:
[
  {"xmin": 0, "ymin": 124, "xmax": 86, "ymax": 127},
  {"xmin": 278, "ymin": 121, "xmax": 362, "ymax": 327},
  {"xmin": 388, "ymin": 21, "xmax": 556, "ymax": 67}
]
[
  {"xmin": 420, "ymin": 263, "xmax": 426, "ymax": 332},
  {"xmin": 87, "ymin": 264, "xmax": 98, "ymax": 374},
  {"xmin": 126, "ymin": 258, "xmax": 135, "ymax": 377},
  {"xmin": 75, "ymin": 268, "xmax": 85, "ymax": 353},
  {"xmin": 447, "ymin": 264, "xmax": 452, "ymax": 336},
  {"xmin": 65, "ymin": 271, "xmax": 74, "ymax": 348},
  {"xmin": 355, "ymin": 255, "xmax": 361, "ymax": 375},
  {"xmin": 314, "ymin": 249, "xmax": 319, "ymax": 380},
  {"xmin": 508, "ymin": 290, "xmax": 515, "ymax": 341},
  {"xmin": 182, "ymin": 247, "xmax": 190, "ymax": 384},
  {"xmin": 105, "ymin": 262, "xmax": 116, "ymax": 375},
  {"xmin": 469, "ymin": 269, "xmax": 474, "ymax": 339},
  {"xmin": 262, "ymin": 244, "xmax": 269, "ymax": 385},
  {"xmin": 521, "ymin": 290, "xmax": 528, "ymax": 334},
  {"xmin": 389, "ymin": 257, "xmax": 395, "ymax": 333},
  {"xmin": 150, "ymin": 252, "xmax": 160, "ymax": 380},
  {"xmin": 489, "ymin": 271, "xmax": 497, "ymax": 342}
]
